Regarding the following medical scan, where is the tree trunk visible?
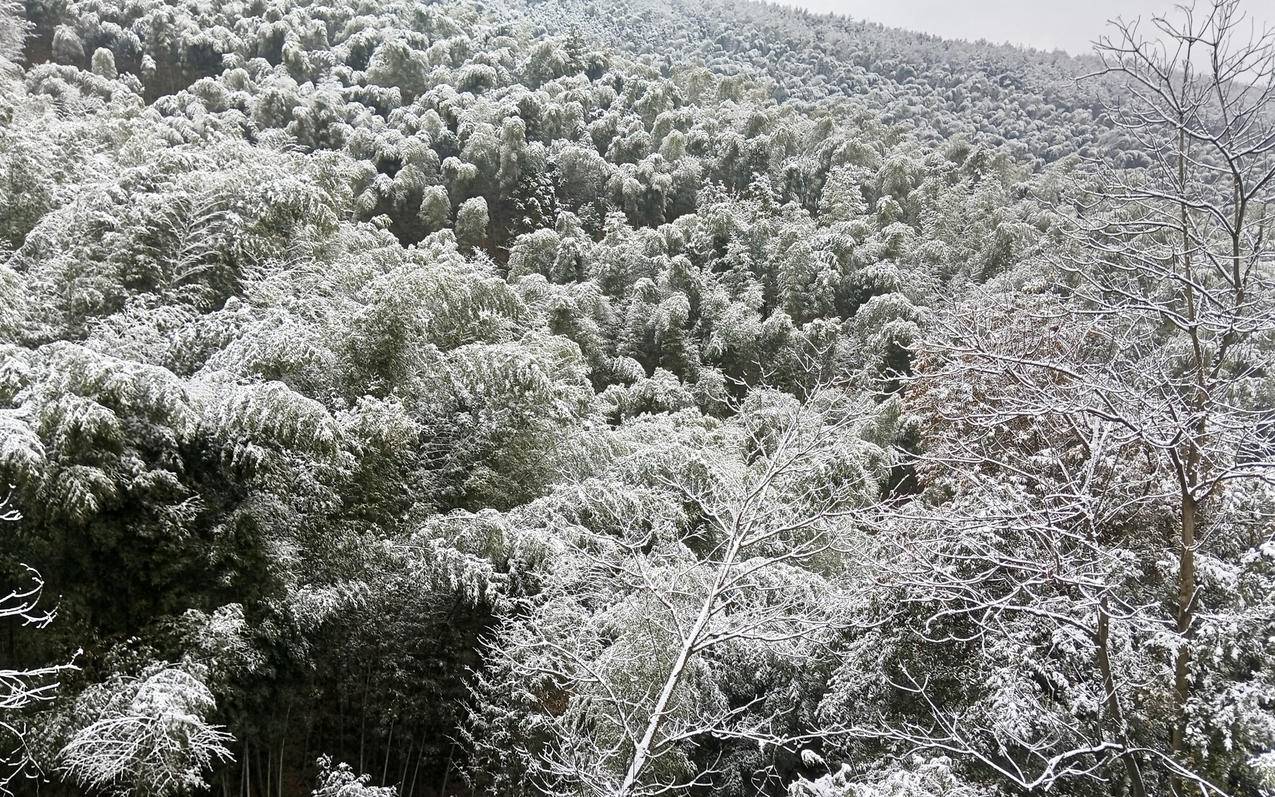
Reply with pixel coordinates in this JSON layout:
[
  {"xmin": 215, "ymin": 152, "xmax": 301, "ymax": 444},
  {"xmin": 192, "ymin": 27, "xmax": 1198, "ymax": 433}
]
[
  {"xmin": 398, "ymin": 735, "xmax": 413, "ymax": 793},
  {"xmin": 358, "ymin": 663, "xmax": 372, "ymax": 774},
  {"xmin": 257, "ymin": 742, "xmax": 269, "ymax": 797},
  {"xmin": 279, "ymin": 703, "xmax": 291, "ymax": 797},
  {"xmin": 1168, "ymin": 114, "xmax": 1202, "ymax": 792},
  {"xmin": 1171, "ymin": 492, "xmax": 1197, "ymax": 758},
  {"xmin": 439, "ymin": 740, "xmax": 454, "ymax": 797},
  {"xmin": 1097, "ymin": 595, "xmax": 1146, "ymax": 797},
  {"xmin": 616, "ymin": 529, "xmax": 743, "ymax": 797},
  {"xmin": 408, "ymin": 741, "xmax": 425, "ymax": 797},
  {"xmin": 381, "ymin": 717, "xmax": 395, "ymax": 785}
]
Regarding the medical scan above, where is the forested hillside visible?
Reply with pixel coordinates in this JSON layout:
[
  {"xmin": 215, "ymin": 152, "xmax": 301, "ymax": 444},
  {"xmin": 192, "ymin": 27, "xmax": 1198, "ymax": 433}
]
[
  {"xmin": 0, "ymin": 0, "xmax": 1272, "ymax": 795},
  {"xmin": 518, "ymin": 0, "xmax": 1119, "ymax": 165}
]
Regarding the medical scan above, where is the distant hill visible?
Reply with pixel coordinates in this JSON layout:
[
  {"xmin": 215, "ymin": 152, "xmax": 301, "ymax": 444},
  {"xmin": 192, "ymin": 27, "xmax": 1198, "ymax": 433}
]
[{"xmin": 517, "ymin": 0, "xmax": 1132, "ymax": 165}]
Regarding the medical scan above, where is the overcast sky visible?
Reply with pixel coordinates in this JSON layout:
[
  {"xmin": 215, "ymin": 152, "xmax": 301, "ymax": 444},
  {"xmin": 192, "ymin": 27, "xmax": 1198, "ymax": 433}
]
[{"xmin": 774, "ymin": 0, "xmax": 1274, "ymax": 56}]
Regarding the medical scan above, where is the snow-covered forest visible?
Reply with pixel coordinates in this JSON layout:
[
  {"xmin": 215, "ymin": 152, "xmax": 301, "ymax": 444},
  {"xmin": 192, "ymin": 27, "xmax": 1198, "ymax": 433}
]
[{"xmin": 0, "ymin": 0, "xmax": 1272, "ymax": 794}]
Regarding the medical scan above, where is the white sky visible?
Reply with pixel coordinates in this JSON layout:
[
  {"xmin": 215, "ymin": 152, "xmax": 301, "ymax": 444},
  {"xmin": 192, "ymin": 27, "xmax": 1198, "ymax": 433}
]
[{"xmin": 772, "ymin": 0, "xmax": 1275, "ymax": 56}]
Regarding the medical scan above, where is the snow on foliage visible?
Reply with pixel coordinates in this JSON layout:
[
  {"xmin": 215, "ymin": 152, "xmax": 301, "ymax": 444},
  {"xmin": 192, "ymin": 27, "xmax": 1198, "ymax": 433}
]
[{"xmin": 0, "ymin": 0, "xmax": 1271, "ymax": 795}]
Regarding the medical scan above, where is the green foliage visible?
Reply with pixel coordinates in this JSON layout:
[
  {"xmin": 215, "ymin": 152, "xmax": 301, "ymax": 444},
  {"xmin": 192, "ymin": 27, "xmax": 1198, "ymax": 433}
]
[{"xmin": 1, "ymin": 0, "xmax": 1269, "ymax": 796}]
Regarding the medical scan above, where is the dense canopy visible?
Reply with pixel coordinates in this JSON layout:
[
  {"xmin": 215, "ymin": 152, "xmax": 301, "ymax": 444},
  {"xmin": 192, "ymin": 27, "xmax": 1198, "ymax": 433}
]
[{"xmin": 0, "ymin": 0, "xmax": 1272, "ymax": 796}]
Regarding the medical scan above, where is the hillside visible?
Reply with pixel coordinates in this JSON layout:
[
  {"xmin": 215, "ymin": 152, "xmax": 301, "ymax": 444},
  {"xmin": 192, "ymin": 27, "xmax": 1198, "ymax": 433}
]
[
  {"xmin": 518, "ymin": 0, "xmax": 1123, "ymax": 164},
  {"xmin": 0, "ymin": 0, "xmax": 1272, "ymax": 796}
]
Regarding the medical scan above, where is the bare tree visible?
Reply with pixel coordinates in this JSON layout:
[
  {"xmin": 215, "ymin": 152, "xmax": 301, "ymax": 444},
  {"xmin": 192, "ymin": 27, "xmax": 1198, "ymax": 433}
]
[
  {"xmin": 1, "ymin": 494, "xmax": 74, "ymax": 796},
  {"xmin": 1084, "ymin": 0, "xmax": 1275, "ymax": 784},
  {"xmin": 852, "ymin": 299, "xmax": 1204, "ymax": 796},
  {"xmin": 475, "ymin": 388, "xmax": 890, "ymax": 796},
  {"xmin": 57, "ymin": 665, "xmax": 233, "ymax": 797},
  {"xmin": 845, "ymin": 3, "xmax": 1275, "ymax": 794}
]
